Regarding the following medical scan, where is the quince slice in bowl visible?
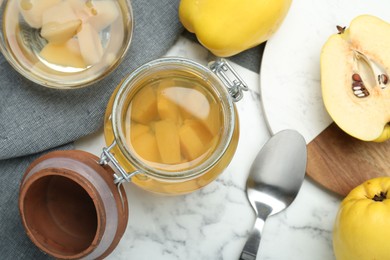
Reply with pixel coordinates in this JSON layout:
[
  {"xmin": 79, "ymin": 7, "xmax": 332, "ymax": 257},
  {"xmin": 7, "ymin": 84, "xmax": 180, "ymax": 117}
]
[{"xmin": 321, "ymin": 15, "xmax": 390, "ymax": 142}]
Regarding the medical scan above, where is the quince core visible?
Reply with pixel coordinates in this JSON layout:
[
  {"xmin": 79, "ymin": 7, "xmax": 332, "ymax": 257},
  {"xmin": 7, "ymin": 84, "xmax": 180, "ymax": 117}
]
[{"xmin": 321, "ymin": 15, "xmax": 390, "ymax": 142}]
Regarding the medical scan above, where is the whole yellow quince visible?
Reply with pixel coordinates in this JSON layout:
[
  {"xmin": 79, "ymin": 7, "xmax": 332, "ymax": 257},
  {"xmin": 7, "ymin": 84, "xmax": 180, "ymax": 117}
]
[
  {"xmin": 179, "ymin": 0, "xmax": 292, "ymax": 57},
  {"xmin": 333, "ymin": 177, "xmax": 390, "ymax": 260}
]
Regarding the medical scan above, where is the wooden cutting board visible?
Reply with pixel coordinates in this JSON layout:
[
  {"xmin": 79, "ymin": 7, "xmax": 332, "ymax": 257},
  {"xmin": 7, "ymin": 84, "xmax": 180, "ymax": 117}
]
[{"xmin": 307, "ymin": 123, "xmax": 390, "ymax": 197}]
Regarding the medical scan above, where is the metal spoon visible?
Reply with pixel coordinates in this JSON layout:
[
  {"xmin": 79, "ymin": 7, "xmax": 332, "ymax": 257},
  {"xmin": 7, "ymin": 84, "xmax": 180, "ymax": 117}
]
[{"xmin": 239, "ymin": 129, "xmax": 307, "ymax": 260}]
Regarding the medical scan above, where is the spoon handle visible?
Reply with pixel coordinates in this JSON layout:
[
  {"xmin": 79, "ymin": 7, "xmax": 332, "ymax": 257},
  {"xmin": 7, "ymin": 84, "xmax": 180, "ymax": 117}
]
[{"xmin": 239, "ymin": 217, "xmax": 265, "ymax": 260}]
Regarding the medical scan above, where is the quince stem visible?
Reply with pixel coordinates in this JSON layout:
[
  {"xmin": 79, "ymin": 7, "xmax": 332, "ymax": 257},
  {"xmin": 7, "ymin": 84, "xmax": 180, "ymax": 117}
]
[{"xmin": 372, "ymin": 191, "xmax": 387, "ymax": 202}]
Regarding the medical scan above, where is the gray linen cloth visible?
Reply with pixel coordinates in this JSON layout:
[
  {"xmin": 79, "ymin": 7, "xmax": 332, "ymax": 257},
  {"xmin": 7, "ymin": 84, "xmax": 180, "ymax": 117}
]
[
  {"xmin": 0, "ymin": 0, "xmax": 264, "ymax": 257},
  {"xmin": 0, "ymin": 0, "xmax": 183, "ymax": 258}
]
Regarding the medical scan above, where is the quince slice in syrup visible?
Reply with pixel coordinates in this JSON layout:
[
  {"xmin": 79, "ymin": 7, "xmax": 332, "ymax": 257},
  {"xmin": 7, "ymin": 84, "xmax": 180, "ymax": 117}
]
[{"xmin": 321, "ymin": 15, "xmax": 390, "ymax": 142}]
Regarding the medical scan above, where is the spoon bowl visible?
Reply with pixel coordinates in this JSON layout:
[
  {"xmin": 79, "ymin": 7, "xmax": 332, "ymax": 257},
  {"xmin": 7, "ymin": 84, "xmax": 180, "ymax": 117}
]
[{"xmin": 240, "ymin": 129, "xmax": 307, "ymax": 260}]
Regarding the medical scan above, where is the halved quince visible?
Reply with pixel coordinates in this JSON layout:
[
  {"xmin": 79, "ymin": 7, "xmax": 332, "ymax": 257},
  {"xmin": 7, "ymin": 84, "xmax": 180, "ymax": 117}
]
[{"xmin": 321, "ymin": 15, "xmax": 390, "ymax": 142}]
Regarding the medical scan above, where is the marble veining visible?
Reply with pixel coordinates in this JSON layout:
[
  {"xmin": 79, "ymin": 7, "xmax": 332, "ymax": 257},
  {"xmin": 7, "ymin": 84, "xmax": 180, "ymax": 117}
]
[{"xmin": 75, "ymin": 36, "xmax": 341, "ymax": 259}]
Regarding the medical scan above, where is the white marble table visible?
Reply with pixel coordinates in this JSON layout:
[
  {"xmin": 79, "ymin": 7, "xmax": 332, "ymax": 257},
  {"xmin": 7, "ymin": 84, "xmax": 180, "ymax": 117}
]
[{"xmin": 75, "ymin": 36, "xmax": 341, "ymax": 260}]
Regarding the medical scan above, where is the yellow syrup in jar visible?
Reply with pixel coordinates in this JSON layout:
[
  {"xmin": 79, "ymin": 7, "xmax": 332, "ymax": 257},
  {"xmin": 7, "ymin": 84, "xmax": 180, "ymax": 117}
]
[
  {"xmin": 104, "ymin": 72, "xmax": 239, "ymax": 195},
  {"xmin": 126, "ymin": 77, "xmax": 222, "ymax": 171}
]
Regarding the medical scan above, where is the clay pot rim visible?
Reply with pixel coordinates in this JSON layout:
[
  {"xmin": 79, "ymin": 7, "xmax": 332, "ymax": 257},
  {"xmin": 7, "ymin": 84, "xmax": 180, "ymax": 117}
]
[{"xmin": 19, "ymin": 167, "xmax": 106, "ymax": 260}]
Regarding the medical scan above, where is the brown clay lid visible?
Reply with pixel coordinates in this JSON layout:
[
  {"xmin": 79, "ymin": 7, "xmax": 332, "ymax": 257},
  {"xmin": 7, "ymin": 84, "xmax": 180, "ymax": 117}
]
[{"xmin": 19, "ymin": 150, "xmax": 128, "ymax": 260}]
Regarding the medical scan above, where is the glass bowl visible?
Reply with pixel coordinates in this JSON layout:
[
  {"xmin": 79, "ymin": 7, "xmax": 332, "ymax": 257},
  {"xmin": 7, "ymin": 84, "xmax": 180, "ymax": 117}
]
[{"xmin": 0, "ymin": 0, "xmax": 133, "ymax": 89}]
